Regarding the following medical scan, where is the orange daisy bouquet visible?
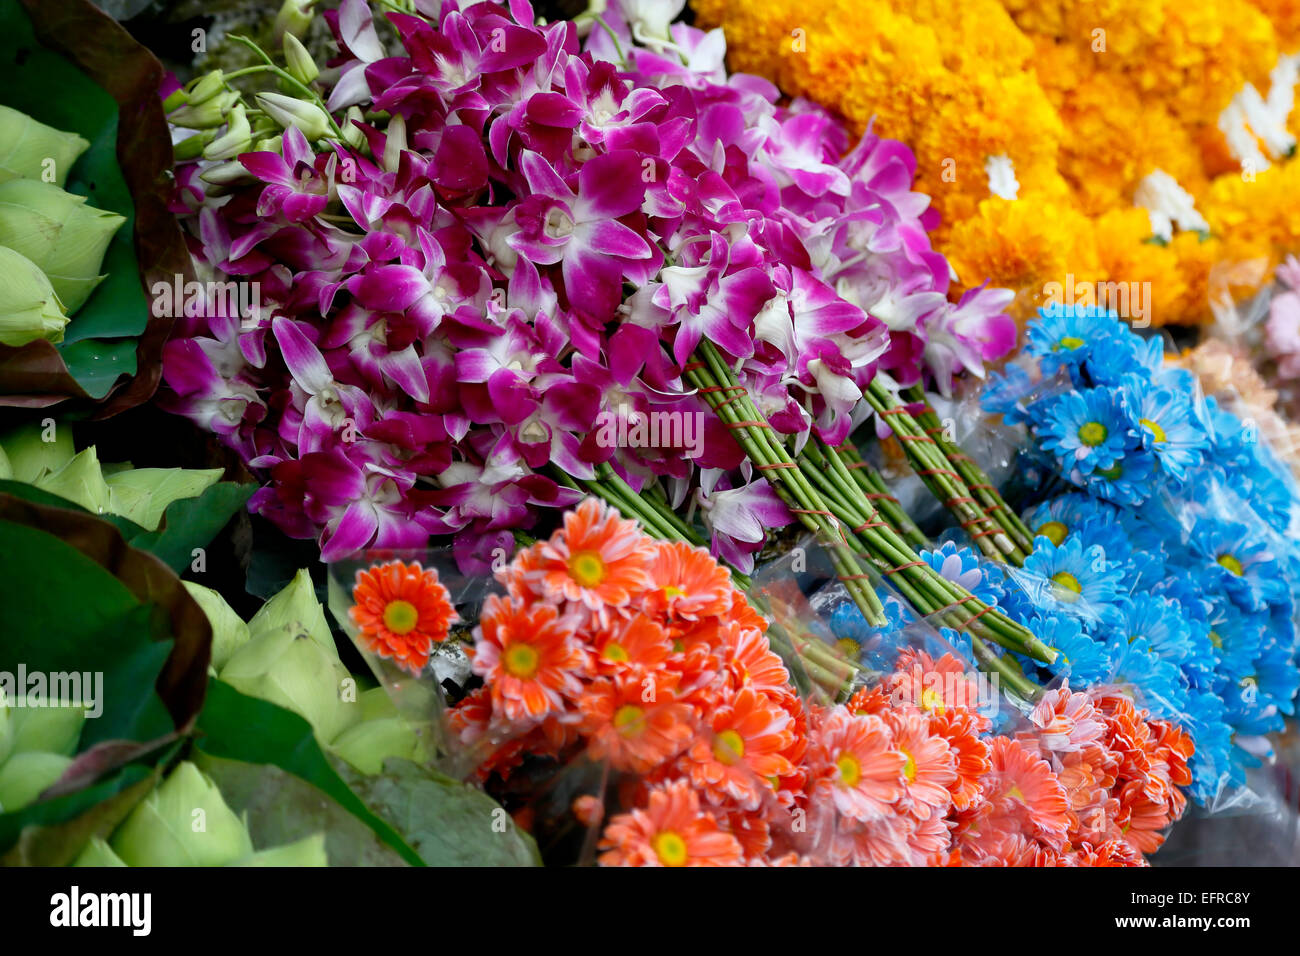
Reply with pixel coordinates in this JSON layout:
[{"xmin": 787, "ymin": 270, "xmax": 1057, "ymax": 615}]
[{"xmin": 331, "ymin": 497, "xmax": 1190, "ymax": 866}]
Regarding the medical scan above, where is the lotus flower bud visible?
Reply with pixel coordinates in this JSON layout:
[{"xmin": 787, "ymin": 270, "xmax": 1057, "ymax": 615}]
[
  {"xmin": 358, "ymin": 686, "xmax": 398, "ymax": 722},
  {"xmin": 9, "ymin": 699, "xmax": 86, "ymax": 756},
  {"xmin": 202, "ymin": 104, "xmax": 252, "ymax": 162},
  {"xmin": 0, "ymin": 105, "xmax": 89, "ymax": 187},
  {"xmin": 283, "ymin": 34, "xmax": 320, "ymax": 86},
  {"xmin": 184, "ymin": 581, "xmax": 251, "ymax": 672},
  {"xmin": 74, "ymin": 836, "xmax": 128, "ymax": 867},
  {"xmin": 0, "ymin": 420, "xmax": 74, "ymax": 483},
  {"xmin": 168, "ymin": 90, "xmax": 240, "ymax": 131},
  {"xmin": 0, "ymin": 245, "xmax": 68, "ymax": 346},
  {"xmin": 256, "ymin": 93, "xmax": 331, "ymax": 142},
  {"xmin": 229, "ymin": 833, "xmax": 328, "ymax": 866},
  {"xmin": 330, "ymin": 717, "xmax": 430, "ymax": 774},
  {"xmin": 110, "ymin": 761, "xmax": 253, "ymax": 866},
  {"xmin": 248, "ymin": 568, "xmax": 334, "ymax": 650},
  {"xmin": 0, "ymin": 179, "xmax": 126, "ymax": 313},
  {"xmin": 186, "ymin": 71, "xmax": 226, "ymax": 106},
  {"xmin": 273, "ymin": 0, "xmax": 315, "ymax": 42},
  {"xmin": 34, "ymin": 446, "xmax": 112, "ymax": 515},
  {"xmin": 104, "ymin": 466, "xmax": 223, "ymax": 530},
  {"xmin": 0, "ymin": 752, "xmax": 73, "ymax": 811}
]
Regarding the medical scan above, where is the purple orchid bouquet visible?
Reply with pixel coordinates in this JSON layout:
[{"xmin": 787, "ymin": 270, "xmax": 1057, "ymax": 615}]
[{"xmin": 159, "ymin": 0, "xmax": 1050, "ymax": 667}]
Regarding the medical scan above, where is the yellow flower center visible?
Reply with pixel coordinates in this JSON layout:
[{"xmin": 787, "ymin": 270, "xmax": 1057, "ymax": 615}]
[
  {"xmin": 1036, "ymin": 520, "xmax": 1068, "ymax": 546},
  {"xmin": 602, "ymin": 642, "xmax": 629, "ymax": 663},
  {"xmin": 653, "ymin": 830, "xmax": 688, "ymax": 866},
  {"xmin": 1096, "ymin": 463, "xmax": 1122, "ymax": 480},
  {"xmin": 836, "ymin": 753, "xmax": 861, "ymax": 788},
  {"xmin": 662, "ymin": 584, "xmax": 685, "ymax": 600},
  {"xmin": 503, "ymin": 642, "xmax": 540, "ymax": 679},
  {"xmin": 713, "ymin": 729, "xmax": 745, "ymax": 765},
  {"xmin": 1208, "ymin": 630, "xmax": 1223, "ymax": 648},
  {"xmin": 920, "ymin": 687, "xmax": 945, "ymax": 714},
  {"xmin": 1077, "ymin": 422, "xmax": 1108, "ymax": 447},
  {"xmin": 902, "ymin": 750, "xmax": 917, "ymax": 782},
  {"xmin": 1051, "ymin": 571, "xmax": 1082, "ymax": 603},
  {"xmin": 835, "ymin": 637, "xmax": 861, "ymax": 659},
  {"xmin": 613, "ymin": 705, "xmax": 645, "ymax": 737},
  {"xmin": 569, "ymin": 549, "xmax": 606, "ymax": 588},
  {"xmin": 1008, "ymin": 783, "xmax": 1026, "ymax": 803},
  {"xmin": 1217, "ymin": 553, "xmax": 1244, "ymax": 576},
  {"xmin": 1139, "ymin": 417, "xmax": 1167, "ymax": 443},
  {"xmin": 1057, "ymin": 336, "xmax": 1085, "ymax": 351},
  {"xmin": 382, "ymin": 600, "xmax": 419, "ymax": 635}
]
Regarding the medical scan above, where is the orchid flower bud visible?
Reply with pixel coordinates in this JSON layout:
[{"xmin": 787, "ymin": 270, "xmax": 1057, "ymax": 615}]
[
  {"xmin": 168, "ymin": 90, "xmax": 240, "ymax": 131},
  {"xmin": 0, "ymin": 178, "xmax": 126, "ymax": 312},
  {"xmin": 73, "ymin": 837, "xmax": 127, "ymax": 867},
  {"xmin": 202, "ymin": 104, "xmax": 251, "ymax": 162},
  {"xmin": 283, "ymin": 34, "xmax": 320, "ymax": 86},
  {"xmin": 0, "ymin": 106, "xmax": 89, "ymax": 187},
  {"xmin": 8, "ymin": 698, "xmax": 85, "ymax": 755},
  {"xmin": 199, "ymin": 160, "xmax": 255, "ymax": 187},
  {"xmin": 110, "ymin": 761, "xmax": 254, "ymax": 866},
  {"xmin": 0, "ymin": 752, "xmax": 73, "ymax": 811},
  {"xmin": 273, "ymin": 0, "xmax": 315, "ymax": 42},
  {"xmin": 229, "ymin": 833, "xmax": 328, "ymax": 866},
  {"xmin": 0, "ymin": 420, "xmax": 74, "ymax": 483},
  {"xmin": 256, "ymin": 92, "xmax": 331, "ymax": 142},
  {"xmin": 341, "ymin": 106, "xmax": 367, "ymax": 151},
  {"xmin": 0, "ymin": 245, "xmax": 67, "ymax": 346},
  {"xmin": 382, "ymin": 112, "xmax": 407, "ymax": 173},
  {"xmin": 33, "ymin": 447, "xmax": 112, "ymax": 515},
  {"xmin": 186, "ymin": 71, "xmax": 227, "ymax": 106},
  {"xmin": 183, "ymin": 581, "xmax": 251, "ymax": 672},
  {"xmin": 172, "ymin": 130, "xmax": 216, "ymax": 161}
]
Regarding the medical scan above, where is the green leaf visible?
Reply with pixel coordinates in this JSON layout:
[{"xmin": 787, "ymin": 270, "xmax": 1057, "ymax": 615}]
[
  {"xmin": 194, "ymin": 752, "xmax": 409, "ymax": 867},
  {"xmin": 54, "ymin": 338, "xmax": 139, "ymax": 400},
  {"xmin": 339, "ymin": 758, "xmax": 541, "ymax": 867},
  {"xmin": 194, "ymin": 680, "xmax": 424, "ymax": 866}
]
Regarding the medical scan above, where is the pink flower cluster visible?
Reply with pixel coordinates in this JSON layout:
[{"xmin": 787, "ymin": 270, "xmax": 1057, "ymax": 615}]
[{"xmin": 161, "ymin": 0, "xmax": 1016, "ymax": 570}]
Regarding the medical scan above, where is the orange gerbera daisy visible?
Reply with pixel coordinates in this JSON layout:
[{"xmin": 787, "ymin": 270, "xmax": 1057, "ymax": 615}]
[
  {"xmin": 592, "ymin": 615, "xmax": 673, "ymax": 677},
  {"xmin": 579, "ymin": 675, "xmax": 694, "ymax": 774},
  {"xmin": 1023, "ymin": 688, "xmax": 1106, "ymax": 754},
  {"xmin": 885, "ymin": 650, "xmax": 986, "ymax": 720},
  {"xmin": 929, "ymin": 708, "xmax": 992, "ymax": 812},
  {"xmin": 984, "ymin": 737, "xmax": 1071, "ymax": 850},
  {"xmin": 884, "ymin": 708, "xmax": 957, "ymax": 821},
  {"xmin": 810, "ymin": 708, "xmax": 905, "ymax": 823},
  {"xmin": 598, "ymin": 778, "xmax": 744, "ymax": 867},
  {"xmin": 846, "ymin": 684, "xmax": 890, "ymax": 717},
  {"xmin": 531, "ymin": 498, "xmax": 656, "ymax": 620},
  {"xmin": 722, "ymin": 621, "xmax": 792, "ymax": 699},
  {"xmin": 645, "ymin": 540, "xmax": 735, "ymax": 621},
  {"xmin": 350, "ymin": 560, "xmax": 460, "ymax": 674},
  {"xmin": 470, "ymin": 595, "xmax": 586, "ymax": 724},
  {"xmin": 685, "ymin": 686, "xmax": 795, "ymax": 810}
]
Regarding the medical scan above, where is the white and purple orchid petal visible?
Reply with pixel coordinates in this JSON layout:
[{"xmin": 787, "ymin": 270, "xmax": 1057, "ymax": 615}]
[{"xmin": 273, "ymin": 318, "xmax": 334, "ymax": 395}]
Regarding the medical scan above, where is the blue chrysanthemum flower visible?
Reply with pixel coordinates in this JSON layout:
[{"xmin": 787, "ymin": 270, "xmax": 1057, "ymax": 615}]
[
  {"xmin": 1113, "ymin": 594, "xmax": 1195, "ymax": 665},
  {"xmin": 1020, "ymin": 535, "xmax": 1128, "ymax": 627},
  {"xmin": 1253, "ymin": 639, "xmax": 1300, "ymax": 718},
  {"xmin": 1084, "ymin": 328, "xmax": 1163, "ymax": 388},
  {"xmin": 830, "ymin": 592, "xmax": 916, "ymax": 667},
  {"xmin": 1205, "ymin": 601, "xmax": 1264, "ymax": 683},
  {"xmin": 1118, "ymin": 373, "xmax": 1208, "ymax": 483},
  {"xmin": 1105, "ymin": 635, "xmax": 1189, "ymax": 722},
  {"xmin": 919, "ymin": 541, "xmax": 1001, "ymax": 607},
  {"xmin": 1189, "ymin": 517, "xmax": 1290, "ymax": 612},
  {"xmin": 1182, "ymin": 693, "xmax": 1238, "ymax": 803},
  {"xmin": 1025, "ymin": 303, "xmax": 1125, "ymax": 379},
  {"xmin": 981, "ymin": 363, "xmax": 1036, "ymax": 426},
  {"xmin": 1029, "ymin": 612, "xmax": 1113, "ymax": 686},
  {"xmin": 1077, "ymin": 447, "xmax": 1157, "ymax": 507},
  {"xmin": 1036, "ymin": 388, "xmax": 1136, "ymax": 476}
]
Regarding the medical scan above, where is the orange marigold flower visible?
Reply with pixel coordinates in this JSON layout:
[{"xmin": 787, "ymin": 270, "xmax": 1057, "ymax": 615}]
[
  {"xmin": 531, "ymin": 498, "xmax": 656, "ymax": 621},
  {"xmin": 579, "ymin": 675, "xmax": 694, "ymax": 774},
  {"xmin": 685, "ymin": 686, "xmax": 796, "ymax": 810},
  {"xmin": 470, "ymin": 595, "xmax": 587, "ymax": 723},
  {"xmin": 646, "ymin": 540, "xmax": 735, "ymax": 620},
  {"xmin": 598, "ymin": 778, "xmax": 744, "ymax": 867},
  {"xmin": 809, "ymin": 708, "xmax": 905, "ymax": 823},
  {"xmin": 350, "ymin": 560, "xmax": 459, "ymax": 674}
]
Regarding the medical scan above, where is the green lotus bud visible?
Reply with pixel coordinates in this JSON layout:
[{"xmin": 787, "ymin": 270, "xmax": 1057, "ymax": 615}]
[
  {"xmin": 110, "ymin": 761, "xmax": 253, "ymax": 866},
  {"xmin": 282, "ymin": 34, "xmax": 320, "ymax": 86},
  {"xmin": 358, "ymin": 686, "xmax": 399, "ymax": 722},
  {"xmin": 203, "ymin": 104, "xmax": 252, "ymax": 162},
  {"xmin": 0, "ymin": 245, "xmax": 68, "ymax": 346},
  {"xmin": 0, "ymin": 179, "xmax": 126, "ymax": 313},
  {"xmin": 0, "ymin": 105, "xmax": 89, "ymax": 187},
  {"xmin": 183, "ymin": 581, "xmax": 250, "ymax": 672},
  {"xmin": 229, "ymin": 833, "xmax": 327, "ymax": 866},
  {"xmin": 104, "ymin": 466, "xmax": 223, "ymax": 530},
  {"xmin": 248, "ymin": 568, "xmax": 334, "ymax": 651},
  {"xmin": 330, "ymin": 717, "xmax": 428, "ymax": 775},
  {"xmin": 256, "ymin": 93, "xmax": 330, "ymax": 142},
  {"xmin": 0, "ymin": 752, "xmax": 73, "ymax": 811},
  {"xmin": 168, "ymin": 90, "xmax": 240, "ymax": 131},
  {"xmin": 34, "ymin": 446, "xmax": 111, "ymax": 515},
  {"xmin": 73, "ymin": 836, "xmax": 128, "ymax": 867},
  {"xmin": 186, "ymin": 71, "xmax": 226, "ymax": 106},
  {"xmin": 273, "ymin": 0, "xmax": 315, "ymax": 42},
  {"xmin": 221, "ymin": 629, "xmax": 359, "ymax": 744},
  {"xmin": 9, "ymin": 699, "xmax": 86, "ymax": 756},
  {"xmin": 0, "ymin": 420, "xmax": 74, "ymax": 483}
]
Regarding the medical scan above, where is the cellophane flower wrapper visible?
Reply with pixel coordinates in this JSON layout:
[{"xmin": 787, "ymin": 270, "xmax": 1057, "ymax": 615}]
[{"xmin": 973, "ymin": 303, "xmax": 1300, "ymax": 815}]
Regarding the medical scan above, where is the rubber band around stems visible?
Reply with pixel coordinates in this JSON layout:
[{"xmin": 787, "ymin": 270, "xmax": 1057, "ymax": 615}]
[{"xmin": 883, "ymin": 560, "xmax": 926, "ymax": 575}]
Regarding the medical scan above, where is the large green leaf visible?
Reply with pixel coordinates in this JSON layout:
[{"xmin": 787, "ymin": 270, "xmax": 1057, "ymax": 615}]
[
  {"xmin": 194, "ymin": 680, "xmax": 424, "ymax": 866},
  {"xmin": 339, "ymin": 759, "xmax": 541, "ymax": 867}
]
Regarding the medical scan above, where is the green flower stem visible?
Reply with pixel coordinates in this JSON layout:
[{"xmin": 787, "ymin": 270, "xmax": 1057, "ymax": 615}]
[
  {"xmin": 225, "ymin": 35, "xmax": 346, "ymax": 141},
  {"xmin": 831, "ymin": 443, "xmax": 931, "ymax": 551},
  {"xmin": 971, "ymin": 636, "xmax": 1039, "ymax": 700},
  {"xmin": 863, "ymin": 381, "xmax": 1018, "ymax": 562},
  {"xmin": 900, "ymin": 384, "xmax": 1036, "ymax": 558},
  {"xmin": 685, "ymin": 346, "xmax": 886, "ymax": 626},
  {"xmin": 595, "ymin": 463, "xmax": 705, "ymax": 547}
]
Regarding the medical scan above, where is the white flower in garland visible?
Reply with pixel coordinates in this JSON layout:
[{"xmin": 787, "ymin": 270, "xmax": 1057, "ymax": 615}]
[
  {"xmin": 1134, "ymin": 170, "xmax": 1209, "ymax": 243},
  {"xmin": 984, "ymin": 153, "xmax": 1019, "ymax": 200}
]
